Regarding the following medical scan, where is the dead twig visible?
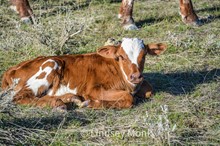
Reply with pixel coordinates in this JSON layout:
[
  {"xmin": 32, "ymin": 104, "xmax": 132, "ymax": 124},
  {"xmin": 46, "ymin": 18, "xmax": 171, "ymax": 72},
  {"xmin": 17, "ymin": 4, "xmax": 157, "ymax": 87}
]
[{"xmin": 59, "ymin": 25, "xmax": 84, "ymax": 52}]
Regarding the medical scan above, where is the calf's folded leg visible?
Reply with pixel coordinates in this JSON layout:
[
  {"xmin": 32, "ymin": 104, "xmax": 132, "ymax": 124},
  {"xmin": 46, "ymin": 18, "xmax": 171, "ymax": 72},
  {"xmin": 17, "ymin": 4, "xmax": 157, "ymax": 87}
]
[
  {"xmin": 134, "ymin": 80, "xmax": 153, "ymax": 98},
  {"xmin": 86, "ymin": 90, "xmax": 134, "ymax": 109},
  {"xmin": 13, "ymin": 89, "xmax": 87, "ymax": 110}
]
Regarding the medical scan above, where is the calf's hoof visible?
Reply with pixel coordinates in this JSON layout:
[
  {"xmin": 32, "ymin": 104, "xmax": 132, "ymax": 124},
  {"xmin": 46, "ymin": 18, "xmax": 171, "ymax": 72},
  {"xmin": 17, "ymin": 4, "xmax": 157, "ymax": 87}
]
[
  {"xmin": 53, "ymin": 99, "xmax": 67, "ymax": 112},
  {"xmin": 78, "ymin": 100, "xmax": 90, "ymax": 108},
  {"xmin": 53, "ymin": 105, "xmax": 67, "ymax": 112},
  {"xmin": 123, "ymin": 24, "xmax": 139, "ymax": 30}
]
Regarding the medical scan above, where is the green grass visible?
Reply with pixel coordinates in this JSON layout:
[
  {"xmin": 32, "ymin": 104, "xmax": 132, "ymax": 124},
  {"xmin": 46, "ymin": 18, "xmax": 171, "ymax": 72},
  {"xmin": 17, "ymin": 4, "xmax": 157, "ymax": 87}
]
[{"xmin": 0, "ymin": 0, "xmax": 220, "ymax": 145}]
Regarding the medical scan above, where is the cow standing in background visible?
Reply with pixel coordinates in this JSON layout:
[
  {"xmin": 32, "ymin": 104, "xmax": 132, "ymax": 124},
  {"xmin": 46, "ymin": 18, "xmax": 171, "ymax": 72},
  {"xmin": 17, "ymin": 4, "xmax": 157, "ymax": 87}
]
[
  {"xmin": 119, "ymin": 0, "xmax": 201, "ymax": 30},
  {"xmin": 9, "ymin": 0, "xmax": 200, "ymax": 28},
  {"xmin": 1, "ymin": 38, "xmax": 166, "ymax": 110},
  {"xmin": 9, "ymin": 0, "xmax": 34, "ymax": 23}
]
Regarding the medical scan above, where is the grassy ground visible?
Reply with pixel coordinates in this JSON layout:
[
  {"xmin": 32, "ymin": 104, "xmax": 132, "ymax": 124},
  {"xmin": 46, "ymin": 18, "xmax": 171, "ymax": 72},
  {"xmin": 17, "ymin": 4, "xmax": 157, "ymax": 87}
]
[{"xmin": 0, "ymin": 0, "xmax": 220, "ymax": 145}]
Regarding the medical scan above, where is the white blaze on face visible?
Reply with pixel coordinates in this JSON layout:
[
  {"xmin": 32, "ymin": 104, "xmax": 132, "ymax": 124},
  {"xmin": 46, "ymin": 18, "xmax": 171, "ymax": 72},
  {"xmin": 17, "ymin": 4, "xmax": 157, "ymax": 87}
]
[
  {"xmin": 121, "ymin": 38, "xmax": 145, "ymax": 67},
  {"xmin": 120, "ymin": 66, "xmax": 135, "ymax": 87},
  {"xmin": 13, "ymin": 78, "xmax": 20, "ymax": 85},
  {"xmin": 26, "ymin": 59, "xmax": 59, "ymax": 95}
]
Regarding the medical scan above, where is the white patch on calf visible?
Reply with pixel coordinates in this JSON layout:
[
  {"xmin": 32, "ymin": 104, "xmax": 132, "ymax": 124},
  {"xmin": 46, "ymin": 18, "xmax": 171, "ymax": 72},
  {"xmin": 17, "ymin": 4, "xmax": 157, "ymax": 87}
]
[
  {"xmin": 121, "ymin": 38, "xmax": 144, "ymax": 67},
  {"xmin": 120, "ymin": 67, "xmax": 135, "ymax": 87},
  {"xmin": 50, "ymin": 84, "xmax": 77, "ymax": 96},
  {"xmin": 26, "ymin": 59, "xmax": 59, "ymax": 95},
  {"xmin": 12, "ymin": 78, "xmax": 20, "ymax": 85}
]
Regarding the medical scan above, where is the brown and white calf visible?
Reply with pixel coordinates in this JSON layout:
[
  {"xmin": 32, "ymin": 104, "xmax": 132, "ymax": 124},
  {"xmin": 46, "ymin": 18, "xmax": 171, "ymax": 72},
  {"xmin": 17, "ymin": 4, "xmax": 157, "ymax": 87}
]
[
  {"xmin": 9, "ymin": 0, "xmax": 200, "ymax": 28},
  {"xmin": 1, "ymin": 38, "xmax": 166, "ymax": 110}
]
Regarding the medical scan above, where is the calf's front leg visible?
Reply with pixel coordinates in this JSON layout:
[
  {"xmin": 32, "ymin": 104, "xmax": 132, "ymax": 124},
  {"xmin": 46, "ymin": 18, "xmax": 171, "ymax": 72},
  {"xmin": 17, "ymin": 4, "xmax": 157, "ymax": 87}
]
[
  {"xmin": 85, "ymin": 90, "xmax": 134, "ymax": 109},
  {"xmin": 134, "ymin": 80, "xmax": 153, "ymax": 98}
]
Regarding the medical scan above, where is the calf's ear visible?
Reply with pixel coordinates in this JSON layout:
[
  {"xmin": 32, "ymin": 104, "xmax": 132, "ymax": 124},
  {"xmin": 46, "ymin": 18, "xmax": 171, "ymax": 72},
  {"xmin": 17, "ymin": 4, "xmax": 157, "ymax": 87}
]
[
  {"xmin": 97, "ymin": 45, "xmax": 118, "ymax": 59},
  {"xmin": 145, "ymin": 43, "xmax": 167, "ymax": 55}
]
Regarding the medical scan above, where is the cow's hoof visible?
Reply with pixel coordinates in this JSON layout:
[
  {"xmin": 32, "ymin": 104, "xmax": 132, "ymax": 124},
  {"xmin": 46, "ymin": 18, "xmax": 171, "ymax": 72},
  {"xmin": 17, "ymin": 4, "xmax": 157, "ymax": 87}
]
[
  {"xmin": 183, "ymin": 19, "xmax": 202, "ymax": 27},
  {"xmin": 79, "ymin": 100, "xmax": 90, "ymax": 108},
  {"xmin": 53, "ymin": 105, "xmax": 67, "ymax": 112},
  {"xmin": 193, "ymin": 19, "xmax": 202, "ymax": 26},
  {"xmin": 21, "ymin": 17, "xmax": 33, "ymax": 24},
  {"xmin": 123, "ymin": 24, "xmax": 139, "ymax": 30}
]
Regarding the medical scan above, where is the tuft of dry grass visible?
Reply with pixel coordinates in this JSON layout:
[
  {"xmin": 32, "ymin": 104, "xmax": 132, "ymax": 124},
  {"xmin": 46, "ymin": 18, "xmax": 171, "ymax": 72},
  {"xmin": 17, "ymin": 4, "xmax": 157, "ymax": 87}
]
[{"xmin": 0, "ymin": 0, "xmax": 220, "ymax": 145}]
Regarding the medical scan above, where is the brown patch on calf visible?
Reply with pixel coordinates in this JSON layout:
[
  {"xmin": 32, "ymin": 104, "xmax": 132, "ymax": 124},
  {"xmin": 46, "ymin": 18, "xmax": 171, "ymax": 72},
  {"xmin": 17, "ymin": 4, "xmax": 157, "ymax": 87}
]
[
  {"xmin": 41, "ymin": 61, "xmax": 55, "ymax": 70},
  {"xmin": 36, "ymin": 72, "xmax": 46, "ymax": 79},
  {"xmin": 37, "ymin": 85, "xmax": 47, "ymax": 97},
  {"xmin": 13, "ymin": 88, "xmax": 37, "ymax": 105},
  {"xmin": 137, "ymin": 50, "xmax": 146, "ymax": 73}
]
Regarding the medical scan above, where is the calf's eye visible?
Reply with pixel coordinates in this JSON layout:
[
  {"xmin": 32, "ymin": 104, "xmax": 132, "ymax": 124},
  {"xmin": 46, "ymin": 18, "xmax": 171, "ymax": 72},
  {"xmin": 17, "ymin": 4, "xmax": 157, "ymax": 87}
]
[{"xmin": 119, "ymin": 55, "xmax": 125, "ymax": 60}]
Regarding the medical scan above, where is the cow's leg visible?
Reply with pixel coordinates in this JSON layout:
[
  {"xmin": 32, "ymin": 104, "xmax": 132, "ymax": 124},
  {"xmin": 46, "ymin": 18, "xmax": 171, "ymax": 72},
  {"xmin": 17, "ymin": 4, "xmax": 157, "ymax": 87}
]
[
  {"xmin": 179, "ymin": 0, "xmax": 201, "ymax": 26},
  {"xmin": 134, "ymin": 80, "xmax": 153, "ymax": 98},
  {"xmin": 9, "ymin": 0, "xmax": 34, "ymax": 24},
  {"xmin": 118, "ymin": 0, "xmax": 138, "ymax": 30},
  {"xmin": 86, "ymin": 90, "xmax": 134, "ymax": 109}
]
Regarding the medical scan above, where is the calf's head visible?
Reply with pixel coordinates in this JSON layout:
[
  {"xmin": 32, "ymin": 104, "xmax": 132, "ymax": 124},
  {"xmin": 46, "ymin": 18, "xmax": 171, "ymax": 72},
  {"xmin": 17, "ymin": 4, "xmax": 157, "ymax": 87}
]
[{"xmin": 97, "ymin": 38, "xmax": 166, "ymax": 85}]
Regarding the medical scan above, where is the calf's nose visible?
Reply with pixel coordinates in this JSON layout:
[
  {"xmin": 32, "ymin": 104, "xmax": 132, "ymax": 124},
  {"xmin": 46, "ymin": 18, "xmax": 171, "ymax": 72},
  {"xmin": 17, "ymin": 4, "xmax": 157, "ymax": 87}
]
[{"xmin": 129, "ymin": 72, "xmax": 143, "ymax": 83}]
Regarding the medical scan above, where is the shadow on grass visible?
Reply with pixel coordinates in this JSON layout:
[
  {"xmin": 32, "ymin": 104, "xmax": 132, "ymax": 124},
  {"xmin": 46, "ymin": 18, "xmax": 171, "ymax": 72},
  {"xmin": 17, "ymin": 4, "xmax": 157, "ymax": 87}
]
[
  {"xmin": 37, "ymin": 1, "xmax": 91, "ymax": 18},
  {"xmin": 135, "ymin": 68, "xmax": 219, "ymax": 105},
  {"xmin": 144, "ymin": 68, "xmax": 220, "ymax": 95},
  {"xmin": 37, "ymin": 0, "xmax": 121, "ymax": 18},
  {"xmin": 199, "ymin": 15, "xmax": 220, "ymax": 25},
  {"xmin": 1, "ymin": 110, "xmax": 91, "ymax": 130},
  {"xmin": 135, "ymin": 5, "xmax": 220, "ymax": 27},
  {"xmin": 197, "ymin": 5, "xmax": 220, "ymax": 13},
  {"xmin": 135, "ymin": 15, "xmax": 177, "ymax": 27},
  {"xmin": 197, "ymin": 5, "xmax": 220, "ymax": 25}
]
